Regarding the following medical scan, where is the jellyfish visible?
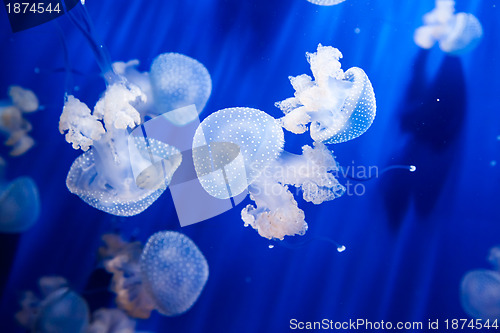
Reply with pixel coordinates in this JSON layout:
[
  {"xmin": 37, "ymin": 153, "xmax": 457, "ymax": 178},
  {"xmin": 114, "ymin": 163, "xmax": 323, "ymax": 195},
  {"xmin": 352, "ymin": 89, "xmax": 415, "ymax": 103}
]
[
  {"xmin": 0, "ymin": 86, "xmax": 39, "ymax": 156},
  {"xmin": 305, "ymin": 0, "xmax": 347, "ymax": 6},
  {"xmin": 100, "ymin": 232, "xmax": 208, "ymax": 318},
  {"xmin": 414, "ymin": 0, "xmax": 483, "ymax": 55},
  {"xmin": 275, "ymin": 44, "xmax": 376, "ymax": 144},
  {"xmin": 461, "ymin": 246, "xmax": 500, "ymax": 319},
  {"xmin": 15, "ymin": 276, "xmax": 90, "ymax": 333},
  {"xmin": 112, "ymin": 53, "xmax": 212, "ymax": 126},
  {"xmin": 88, "ymin": 308, "xmax": 136, "ymax": 333},
  {"xmin": 59, "ymin": 83, "xmax": 182, "ymax": 216},
  {"xmin": 192, "ymin": 107, "xmax": 345, "ymax": 240}
]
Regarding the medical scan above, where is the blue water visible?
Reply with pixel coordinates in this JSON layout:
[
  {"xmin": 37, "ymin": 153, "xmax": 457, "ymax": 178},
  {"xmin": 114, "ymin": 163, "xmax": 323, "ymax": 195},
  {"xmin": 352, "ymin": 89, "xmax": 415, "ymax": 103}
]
[{"xmin": 0, "ymin": 0, "xmax": 499, "ymax": 332}]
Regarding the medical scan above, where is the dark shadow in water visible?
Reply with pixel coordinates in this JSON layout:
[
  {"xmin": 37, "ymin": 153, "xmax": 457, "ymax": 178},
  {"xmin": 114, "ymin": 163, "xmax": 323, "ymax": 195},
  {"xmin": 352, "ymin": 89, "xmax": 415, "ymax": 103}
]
[{"xmin": 381, "ymin": 50, "xmax": 467, "ymax": 228}]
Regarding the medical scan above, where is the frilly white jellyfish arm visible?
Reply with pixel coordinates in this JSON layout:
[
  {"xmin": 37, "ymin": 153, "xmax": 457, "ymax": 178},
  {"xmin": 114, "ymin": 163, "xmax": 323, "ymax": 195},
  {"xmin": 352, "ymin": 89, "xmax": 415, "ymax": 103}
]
[
  {"xmin": 8, "ymin": 86, "xmax": 39, "ymax": 112},
  {"xmin": 276, "ymin": 44, "xmax": 376, "ymax": 144},
  {"xmin": 414, "ymin": 0, "xmax": 482, "ymax": 54},
  {"xmin": 242, "ymin": 143, "xmax": 345, "ymax": 240},
  {"xmin": 59, "ymin": 95, "xmax": 105, "ymax": 151}
]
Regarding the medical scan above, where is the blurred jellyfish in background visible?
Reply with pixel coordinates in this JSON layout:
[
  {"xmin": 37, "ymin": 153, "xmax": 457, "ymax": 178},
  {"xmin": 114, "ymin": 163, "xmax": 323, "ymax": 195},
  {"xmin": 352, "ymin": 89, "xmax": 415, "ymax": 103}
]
[
  {"xmin": 100, "ymin": 231, "xmax": 208, "ymax": 318},
  {"xmin": 461, "ymin": 246, "xmax": 500, "ymax": 320},
  {"xmin": 414, "ymin": 0, "xmax": 482, "ymax": 55},
  {"xmin": 276, "ymin": 44, "xmax": 376, "ymax": 144},
  {"xmin": 0, "ymin": 86, "xmax": 39, "ymax": 156},
  {"xmin": 305, "ymin": 0, "xmax": 347, "ymax": 6},
  {"xmin": 112, "ymin": 52, "xmax": 212, "ymax": 126},
  {"xmin": 0, "ymin": 156, "xmax": 40, "ymax": 233},
  {"xmin": 59, "ymin": 80, "xmax": 182, "ymax": 216},
  {"xmin": 192, "ymin": 107, "xmax": 345, "ymax": 240},
  {"xmin": 16, "ymin": 276, "xmax": 89, "ymax": 333},
  {"xmin": 88, "ymin": 308, "xmax": 136, "ymax": 333}
]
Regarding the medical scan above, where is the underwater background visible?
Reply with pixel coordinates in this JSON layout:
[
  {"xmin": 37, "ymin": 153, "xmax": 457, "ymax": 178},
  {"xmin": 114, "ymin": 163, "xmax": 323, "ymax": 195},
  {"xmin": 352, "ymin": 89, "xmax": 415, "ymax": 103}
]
[{"xmin": 0, "ymin": 0, "xmax": 499, "ymax": 332}]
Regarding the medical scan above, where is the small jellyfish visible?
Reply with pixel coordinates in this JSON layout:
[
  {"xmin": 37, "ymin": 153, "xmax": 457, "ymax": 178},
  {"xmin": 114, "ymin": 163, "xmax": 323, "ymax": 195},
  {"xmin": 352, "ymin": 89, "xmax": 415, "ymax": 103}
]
[
  {"xmin": 192, "ymin": 107, "xmax": 345, "ymax": 240},
  {"xmin": 275, "ymin": 44, "xmax": 376, "ymax": 144},
  {"xmin": 149, "ymin": 53, "xmax": 212, "ymax": 126},
  {"xmin": 305, "ymin": 0, "xmax": 347, "ymax": 6},
  {"xmin": 0, "ymin": 86, "xmax": 39, "ymax": 156},
  {"xmin": 15, "ymin": 276, "xmax": 89, "ymax": 333},
  {"xmin": 87, "ymin": 308, "xmax": 136, "ymax": 333},
  {"xmin": 414, "ymin": 0, "xmax": 483, "ymax": 54},
  {"xmin": 59, "ymin": 83, "xmax": 182, "ymax": 216},
  {"xmin": 461, "ymin": 246, "xmax": 500, "ymax": 319},
  {"xmin": 100, "ymin": 232, "xmax": 208, "ymax": 318}
]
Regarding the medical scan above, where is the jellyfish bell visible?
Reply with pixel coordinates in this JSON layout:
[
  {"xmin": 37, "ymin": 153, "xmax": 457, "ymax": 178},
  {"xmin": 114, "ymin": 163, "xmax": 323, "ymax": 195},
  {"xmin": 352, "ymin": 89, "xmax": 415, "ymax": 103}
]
[
  {"xmin": 461, "ymin": 269, "xmax": 500, "ymax": 320},
  {"xmin": 276, "ymin": 44, "xmax": 376, "ymax": 144},
  {"xmin": 140, "ymin": 231, "xmax": 209, "ymax": 316},
  {"xmin": 192, "ymin": 107, "xmax": 284, "ymax": 200},
  {"xmin": 149, "ymin": 53, "xmax": 212, "ymax": 126}
]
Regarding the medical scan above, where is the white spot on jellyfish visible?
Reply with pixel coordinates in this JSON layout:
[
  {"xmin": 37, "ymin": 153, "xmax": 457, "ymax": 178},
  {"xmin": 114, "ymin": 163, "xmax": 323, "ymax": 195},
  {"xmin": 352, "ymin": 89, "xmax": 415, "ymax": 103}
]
[
  {"xmin": 15, "ymin": 276, "xmax": 89, "ymax": 333},
  {"xmin": 354, "ymin": 27, "xmax": 361, "ymax": 34},
  {"xmin": 409, "ymin": 165, "xmax": 417, "ymax": 172},
  {"xmin": 192, "ymin": 107, "xmax": 284, "ymax": 200},
  {"xmin": 460, "ymin": 246, "xmax": 500, "ymax": 320},
  {"xmin": 414, "ymin": 0, "xmax": 483, "ymax": 55},
  {"xmin": 275, "ymin": 44, "xmax": 376, "ymax": 144},
  {"xmin": 337, "ymin": 245, "xmax": 346, "ymax": 252},
  {"xmin": 149, "ymin": 53, "xmax": 212, "ymax": 126},
  {"xmin": 100, "ymin": 232, "xmax": 208, "ymax": 318},
  {"xmin": 305, "ymin": 0, "xmax": 347, "ymax": 6}
]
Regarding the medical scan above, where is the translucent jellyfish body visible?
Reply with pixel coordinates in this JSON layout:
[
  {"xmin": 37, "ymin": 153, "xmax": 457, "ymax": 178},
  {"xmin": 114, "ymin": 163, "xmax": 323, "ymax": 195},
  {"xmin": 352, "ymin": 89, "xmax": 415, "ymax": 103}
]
[
  {"xmin": 141, "ymin": 231, "xmax": 209, "ymax": 316},
  {"xmin": 60, "ymin": 83, "xmax": 182, "ymax": 216},
  {"xmin": 414, "ymin": 0, "xmax": 483, "ymax": 55},
  {"xmin": 192, "ymin": 107, "xmax": 284, "ymax": 199},
  {"xmin": 461, "ymin": 246, "xmax": 500, "ymax": 319},
  {"xmin": 0, "ymin": 86, "xmax": 39, "ymax": 156},
  {"xmin": 16, "ymin": 276, "xmax": 89, "ymax": 333},
  {"xmin": 100, "ymin": 232, "xmax": 208, "ymax": 318},
  {"xmin": 276, "ymin": 44, "xmax": 376, "ymax": 144},
  {"xmin": 0, "ymin": 167, "xmax": 40, "ymax": 233},
  {"xmin": 113, "ymin": 53, "xmax": 212, "ymax": 126},
  {"xmin": 149, "ymin": 53, "xmax": 212, "ymax": 126},
  {"xmin": 305, "ymin": 0, "xmax": 347, "ymax": 6}
]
